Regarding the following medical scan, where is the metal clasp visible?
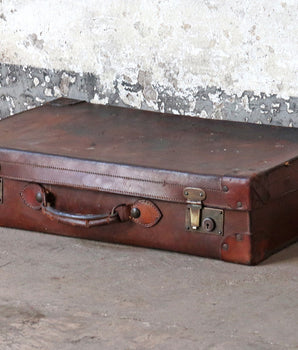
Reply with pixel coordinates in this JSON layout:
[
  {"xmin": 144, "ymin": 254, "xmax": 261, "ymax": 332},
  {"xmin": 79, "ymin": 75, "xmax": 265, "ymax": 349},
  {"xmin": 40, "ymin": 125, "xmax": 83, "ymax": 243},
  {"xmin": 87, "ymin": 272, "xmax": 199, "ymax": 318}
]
[
  {"xmin": 184, "ymin": 187, "xmax": 224, "ymax": 235},
  {"xmin": 184, "ymin": 187, "xmax": 206, "ymax": 230}
]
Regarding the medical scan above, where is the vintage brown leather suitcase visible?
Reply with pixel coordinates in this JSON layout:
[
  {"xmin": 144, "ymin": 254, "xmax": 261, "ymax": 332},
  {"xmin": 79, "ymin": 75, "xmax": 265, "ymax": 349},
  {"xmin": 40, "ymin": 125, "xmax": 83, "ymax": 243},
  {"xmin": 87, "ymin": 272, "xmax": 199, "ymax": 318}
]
[{"xmin": 0, "ymin": 98, "xmax": 297, "ymax": 264}]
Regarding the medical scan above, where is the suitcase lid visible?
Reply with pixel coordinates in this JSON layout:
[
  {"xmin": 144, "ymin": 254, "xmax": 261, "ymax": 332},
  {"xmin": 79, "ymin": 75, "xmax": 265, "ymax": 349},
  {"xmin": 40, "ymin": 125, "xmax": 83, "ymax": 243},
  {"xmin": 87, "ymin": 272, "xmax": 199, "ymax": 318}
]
[{"xmin": 0, "ymin": 98, "xmax": 297, "ymax": 211}]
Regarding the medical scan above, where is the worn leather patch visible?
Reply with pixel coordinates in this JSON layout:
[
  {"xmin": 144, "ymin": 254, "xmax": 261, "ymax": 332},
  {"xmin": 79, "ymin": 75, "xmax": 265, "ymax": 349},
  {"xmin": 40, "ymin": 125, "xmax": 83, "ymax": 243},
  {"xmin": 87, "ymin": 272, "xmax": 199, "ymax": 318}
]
[
  {"xmin": 221, "ymin": 233, "xmax": 252, "ymax": 265},
  {"xmin": 130, "ymin": 200, "xmax": 162, "ymax": 228},
  {"xmin": 20, "ymin": 183, "xmax": 45, "ymax": 210}
]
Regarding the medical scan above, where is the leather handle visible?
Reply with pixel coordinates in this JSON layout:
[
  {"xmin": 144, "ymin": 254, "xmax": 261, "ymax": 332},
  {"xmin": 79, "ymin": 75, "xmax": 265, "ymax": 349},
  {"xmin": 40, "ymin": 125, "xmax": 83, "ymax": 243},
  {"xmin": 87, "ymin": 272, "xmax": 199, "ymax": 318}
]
[
  {"xmin": 20, "ymin": 183, "xmax": 127, "ymax": 228},
  {"xmin": 20, "ymin": 183, "xmax": 163, "ymax": 228},
  {"xmin": 41, "ymin": 203, "xmax": 121, "ymax": 228}
]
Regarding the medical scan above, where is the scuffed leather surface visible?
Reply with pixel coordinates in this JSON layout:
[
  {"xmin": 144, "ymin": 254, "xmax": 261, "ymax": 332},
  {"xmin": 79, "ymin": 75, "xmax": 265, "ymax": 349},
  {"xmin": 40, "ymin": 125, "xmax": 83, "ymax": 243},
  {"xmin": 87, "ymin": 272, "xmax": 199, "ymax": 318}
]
[
  {"xmin": 0, "ymin": 149, "xmax": 250, "ymax": 210},
  {"xmin": 0, "ymin": 100, "xmax": 297, "ymax": 211}
]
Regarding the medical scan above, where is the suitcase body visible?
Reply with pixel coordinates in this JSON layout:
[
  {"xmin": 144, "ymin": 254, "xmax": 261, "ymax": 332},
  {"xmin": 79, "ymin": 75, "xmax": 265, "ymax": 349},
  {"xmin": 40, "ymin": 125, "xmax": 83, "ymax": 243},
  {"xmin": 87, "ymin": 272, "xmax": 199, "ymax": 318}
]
[{"xmin": 0, "ymin": 98, "xmax": 297, "ymax": 265}]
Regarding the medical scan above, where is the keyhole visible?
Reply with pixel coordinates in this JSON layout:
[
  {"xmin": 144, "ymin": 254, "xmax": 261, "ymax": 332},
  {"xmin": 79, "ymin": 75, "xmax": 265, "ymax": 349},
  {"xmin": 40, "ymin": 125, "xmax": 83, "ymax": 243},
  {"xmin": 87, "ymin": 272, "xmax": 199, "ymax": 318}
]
[{"xmin": 202, "ymin": 217, "xmax": 216, "ymax": 232}]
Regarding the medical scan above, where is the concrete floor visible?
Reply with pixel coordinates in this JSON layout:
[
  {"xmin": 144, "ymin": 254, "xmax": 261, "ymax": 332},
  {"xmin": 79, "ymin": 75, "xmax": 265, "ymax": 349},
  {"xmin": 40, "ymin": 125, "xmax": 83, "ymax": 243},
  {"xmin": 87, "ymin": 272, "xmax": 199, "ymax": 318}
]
[{"xmin": 0, "ymin": 227, "xmax": 297, "ymax": 350}]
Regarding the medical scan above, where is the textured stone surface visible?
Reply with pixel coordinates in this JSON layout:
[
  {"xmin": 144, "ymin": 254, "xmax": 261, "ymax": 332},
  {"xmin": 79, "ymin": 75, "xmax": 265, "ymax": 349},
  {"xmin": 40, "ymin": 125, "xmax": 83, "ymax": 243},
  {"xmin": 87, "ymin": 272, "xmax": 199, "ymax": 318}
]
[
  {"xmin": 1, "ymin": 63, "xmax": 298, "ymax": 127},
  {"xmin": 0, "ymin": 228, "xmax": 297, "ymax": 349},
  {"xmin": 0, "ymin": 1, "xmax": 298, "ymax": 126}
]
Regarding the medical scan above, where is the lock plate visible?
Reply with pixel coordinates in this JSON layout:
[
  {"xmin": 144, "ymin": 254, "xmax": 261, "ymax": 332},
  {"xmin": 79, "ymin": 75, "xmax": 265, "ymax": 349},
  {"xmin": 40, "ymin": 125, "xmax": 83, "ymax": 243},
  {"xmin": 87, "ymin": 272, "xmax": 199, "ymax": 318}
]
[
  {"xmin": 185, "ymin": 207, "xmax": 224, "ymax": 235},
  {"xmin": 184, "ymin": 187, "xmax": 224, "ymax": 235}
]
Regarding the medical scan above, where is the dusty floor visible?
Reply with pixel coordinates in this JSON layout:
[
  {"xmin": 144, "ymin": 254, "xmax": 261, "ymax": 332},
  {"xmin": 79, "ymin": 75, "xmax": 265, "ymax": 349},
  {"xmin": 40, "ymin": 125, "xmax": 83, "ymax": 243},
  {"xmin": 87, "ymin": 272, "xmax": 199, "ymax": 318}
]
[{"xmin": 0, "ymin": 227, "xmax": 297, "ymax": 350}]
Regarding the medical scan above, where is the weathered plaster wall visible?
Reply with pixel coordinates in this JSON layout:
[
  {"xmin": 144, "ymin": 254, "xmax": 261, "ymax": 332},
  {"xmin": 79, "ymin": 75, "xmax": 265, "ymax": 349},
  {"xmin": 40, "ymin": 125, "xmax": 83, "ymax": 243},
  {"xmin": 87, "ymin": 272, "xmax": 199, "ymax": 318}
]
[
  {"xmin": 1, "ymin": 63, "xmax": 298, "ymax": 127},
  {"xmin": 0, "ymin": 0, "xmax": 298, "ymax": 126}
]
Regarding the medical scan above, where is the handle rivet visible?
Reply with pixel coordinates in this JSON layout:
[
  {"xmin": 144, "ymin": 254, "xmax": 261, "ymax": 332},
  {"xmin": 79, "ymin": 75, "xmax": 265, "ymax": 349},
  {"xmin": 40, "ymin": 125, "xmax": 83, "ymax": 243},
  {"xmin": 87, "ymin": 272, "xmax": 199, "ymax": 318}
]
[
  {"xmin": 222, "ymin": 243, "xmax": 229, "ymax": 250},
  {"xmin": 35, "ymin": 192, "xmax": 43, "ymax": 203},
  {"xmin": 130, "ymin": 207, "xmax": 141, "ymax": 219}
]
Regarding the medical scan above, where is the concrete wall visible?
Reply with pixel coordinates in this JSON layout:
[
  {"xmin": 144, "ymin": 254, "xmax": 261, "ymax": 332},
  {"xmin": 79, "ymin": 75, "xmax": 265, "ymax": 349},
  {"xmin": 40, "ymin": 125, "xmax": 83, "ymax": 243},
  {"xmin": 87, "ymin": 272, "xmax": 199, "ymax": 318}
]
[{"xmin": 0, "ymin": 0, "xmax": 297, "ymax": 126}]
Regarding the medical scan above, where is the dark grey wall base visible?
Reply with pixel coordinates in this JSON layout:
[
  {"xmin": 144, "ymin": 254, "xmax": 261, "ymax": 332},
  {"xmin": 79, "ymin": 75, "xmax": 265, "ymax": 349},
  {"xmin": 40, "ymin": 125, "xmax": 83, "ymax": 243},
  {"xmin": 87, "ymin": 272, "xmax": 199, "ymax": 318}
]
[{"xmin": 0, "ymin": 63, "xmax": 297, "ymax": 127}]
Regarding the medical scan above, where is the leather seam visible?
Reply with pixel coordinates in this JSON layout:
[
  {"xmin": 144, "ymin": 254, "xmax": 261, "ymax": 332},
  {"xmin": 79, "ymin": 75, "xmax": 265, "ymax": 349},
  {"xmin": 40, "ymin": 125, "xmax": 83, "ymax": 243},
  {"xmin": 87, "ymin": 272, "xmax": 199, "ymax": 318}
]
[
  {"xmin": 3, "ymin": 174, "xmax": 185, "ymax": 203},
  {"xmin": 0, "ymin": 159, "xmax": 222, "ymax": 193}
]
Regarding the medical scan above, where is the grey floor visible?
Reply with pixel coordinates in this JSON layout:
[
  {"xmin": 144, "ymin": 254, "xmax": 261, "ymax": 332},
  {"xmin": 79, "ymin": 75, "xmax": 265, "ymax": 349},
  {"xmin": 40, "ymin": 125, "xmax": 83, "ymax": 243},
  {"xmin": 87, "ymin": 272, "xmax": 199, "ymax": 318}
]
[{"xmin": 0, "ymin": 227, "xmax": 297, "ymax": 350}]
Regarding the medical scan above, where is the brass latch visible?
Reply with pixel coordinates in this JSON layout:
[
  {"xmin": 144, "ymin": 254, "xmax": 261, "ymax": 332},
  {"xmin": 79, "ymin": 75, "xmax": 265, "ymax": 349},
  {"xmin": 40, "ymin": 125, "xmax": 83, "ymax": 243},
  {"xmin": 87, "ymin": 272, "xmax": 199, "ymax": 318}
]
[
  {"xmin": 184, "ymin": 187, "xmax": 224, "ymax": 235},
  {"xmin": 183, "ymin": 187, "xmax": 206, "ymax": 230}
]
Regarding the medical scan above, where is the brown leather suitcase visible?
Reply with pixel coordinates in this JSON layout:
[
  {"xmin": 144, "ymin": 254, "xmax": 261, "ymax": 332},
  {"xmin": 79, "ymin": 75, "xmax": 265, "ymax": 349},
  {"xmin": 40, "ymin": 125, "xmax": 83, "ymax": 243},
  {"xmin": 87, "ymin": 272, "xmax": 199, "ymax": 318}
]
[{"xmin": 0, "ymin": 98, "xmax": 297, "ymax": 265}]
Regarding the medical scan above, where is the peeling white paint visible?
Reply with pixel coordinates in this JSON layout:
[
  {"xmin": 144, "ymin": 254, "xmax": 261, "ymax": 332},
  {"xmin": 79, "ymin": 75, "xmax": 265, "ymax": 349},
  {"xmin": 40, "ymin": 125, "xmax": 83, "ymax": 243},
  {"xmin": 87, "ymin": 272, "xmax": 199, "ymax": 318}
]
[
  {"xmin": 199, "ymin": 110, "xmax": 208, "ymax": 119},
  {"xmin": 286, "ymin": 102, "xmax": 294, "ymax": 113},
  {"xmin": 0, "ymin": 0, "xmax": 297, "ymax": 103},
  {"xmin": 44, "ymin": 88, "xmax": 52, "ymax": 97},
  {"xmin": 33, "ymin": 77, "xmax": 39, "ymax": 86},
  {"xmin": 1, "ymin": 54, "xmax": 297, "ymax": 127},
  {"xmin": 241, "ymin": 95, "xmax": 252, "ymax": 113},
  {"xmin": 159, "ymin": 102, "xmax": 165, "ymax": 113},
  {"xmin": 117, "ymin": 82, "xmax": 143, "ymax": 109},
  {"xmin": 208, "ymin": 92, "xmax": 222, "ymax": 105},
  {"xmin": 5, "ymin": 95, "xmax": 15, "ymax": 115},
  {"xmin": 90, "ymin": 93, "xmax": 108, "ymax": 105},
  {"xmin": 69, "ymin": 75, "xmax": 76, "ymax": 84},
  {"xmin": 53, "ymin": 86, "xmax": 62, "ymax": 97}
]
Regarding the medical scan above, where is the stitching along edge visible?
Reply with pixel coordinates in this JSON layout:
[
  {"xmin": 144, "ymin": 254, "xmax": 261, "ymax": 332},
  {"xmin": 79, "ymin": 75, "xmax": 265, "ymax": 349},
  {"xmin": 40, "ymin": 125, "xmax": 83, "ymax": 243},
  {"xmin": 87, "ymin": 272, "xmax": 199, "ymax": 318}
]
[
  {"xmin": 0, "ymin": 159, "xmax": 222, "ymax": 192},
  {"xmin": 2, "ymin": 173, "xmax": 186, "ymax": 203}
]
